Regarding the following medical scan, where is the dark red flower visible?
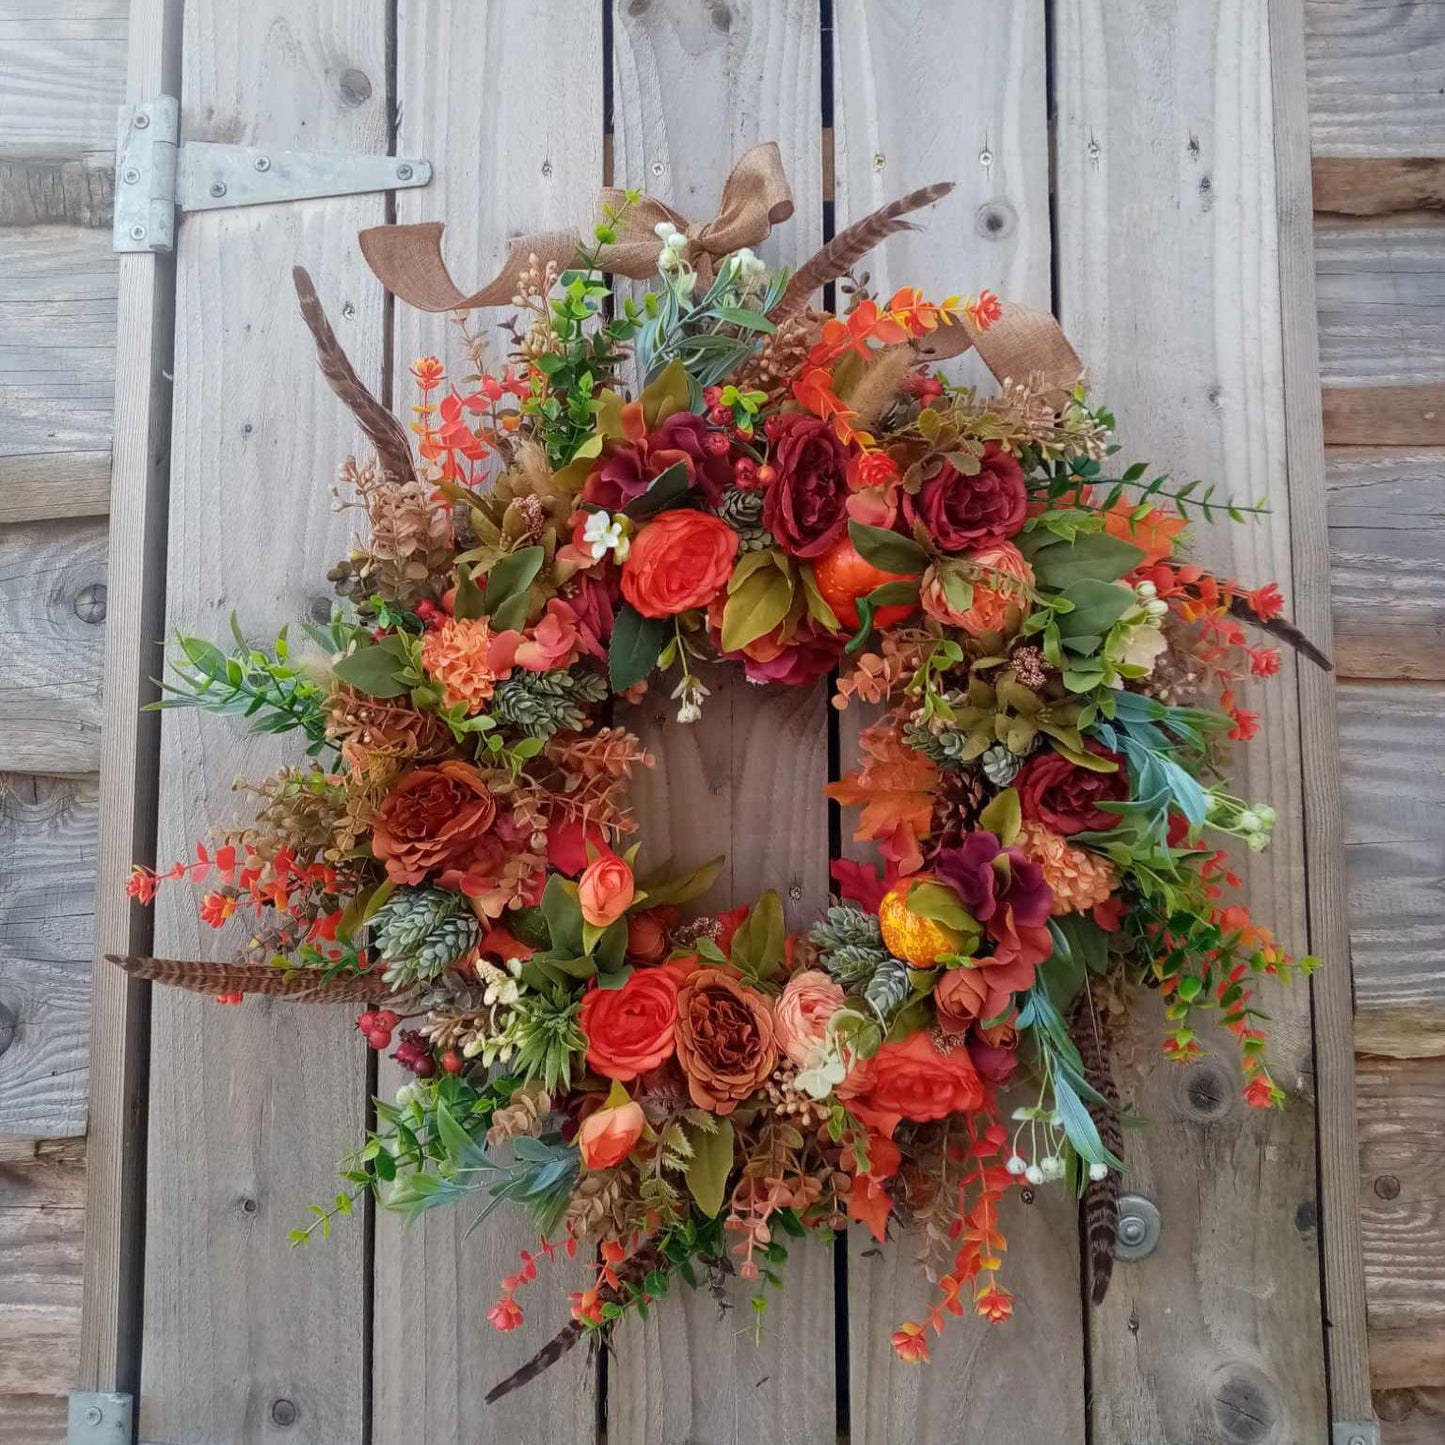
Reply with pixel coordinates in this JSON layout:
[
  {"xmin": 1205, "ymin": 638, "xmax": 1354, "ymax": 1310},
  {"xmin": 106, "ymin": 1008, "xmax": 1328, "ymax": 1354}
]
[
  {"xmin": 932, "ymin": 830, "xmax": 1051, "ymax": 929},
  {"xmin": 582, "ymin": 402, "xmax": 729, "ymax": 513},
  {"xmin": 1016, "ymin": 744, "xmax": 1130, "ymax": 836},
  {"xmin": 903, "ymin": 442, "xmax": 1027, "ymax": 553},
  {"xmin": 762, "ymin": 413, "xmax": 852, "ymax": 558}
]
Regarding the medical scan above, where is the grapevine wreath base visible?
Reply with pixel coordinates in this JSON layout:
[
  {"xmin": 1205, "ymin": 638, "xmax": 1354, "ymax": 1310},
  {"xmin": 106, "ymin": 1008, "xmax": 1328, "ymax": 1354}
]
[{"xmin": 116, "ymin": 143, "xmax": 1328, "ymax": 1396}]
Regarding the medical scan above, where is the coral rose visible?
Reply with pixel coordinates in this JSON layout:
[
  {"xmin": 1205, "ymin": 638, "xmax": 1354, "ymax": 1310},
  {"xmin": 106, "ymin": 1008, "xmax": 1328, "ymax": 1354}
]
[
  {"xmin": 579, "ymin": 968, "xmax": 679, "ymax": 1081},
  {"xmin": 774, "ymin": 969, "xmax": 846, "ymax": 1068},
  {"xmin": 578, "ymin": 853, "xmax": 635, "ymax": 928},
  {"xmin": 372, "ymin": 761, "xmax": 499, "ymax": 889},
  {"xmin": 904, "ymin": 442, "xmax": 1027, "ymax": 553},
  {"xmin": 513, "ymin": 597, "xmax": 581, "ymax": 672},
  {"xmin": 577, "ymin": 1100, "xmax": 646, "ymax": 1170},
  {"xmin": 620, "ymin": 509, "xmax": 738, "ymax": 618},
  {"xmin": 839, "ymin": 1030, "xmax": 983, "ymax": 1138},
  {"xmin": 762, "ymin": 413, "xmax": 852, "ymax": 558},
  {"xmin": 1016, "ymin": 743, "xmax": 1130, "ymax": 835},
  {"xmin": 921, "ymin": 543, "xmax": 1034, "ymax": 635},
  {"xmin": 674, "ymin": 969, "xmax": 778, "ymax": 1114}
]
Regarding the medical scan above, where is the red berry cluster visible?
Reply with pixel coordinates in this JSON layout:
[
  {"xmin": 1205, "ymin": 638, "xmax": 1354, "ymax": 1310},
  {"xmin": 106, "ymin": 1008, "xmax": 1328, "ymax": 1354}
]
[
  {"xmin": 391, "ymin": 1029, "xmax": 436, "ymax": 1078},
  {"xmin": 413, "ymin": 598, "xmax": 442, "ymax": 630},
  {"xmin": 356, "ymin": 1008, "xmax": 400, "ymax": 1050}
]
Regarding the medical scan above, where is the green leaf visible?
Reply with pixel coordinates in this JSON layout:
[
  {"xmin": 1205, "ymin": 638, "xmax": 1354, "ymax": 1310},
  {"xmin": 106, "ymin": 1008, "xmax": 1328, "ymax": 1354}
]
[
  {"xmin": 1055, "ymin": 578, "xmax": 1136, "ymax": 642},
  {"xmin": 435, "ymin": 1100, "xmax": 490, "ymax": 1170},
  {"xmin": 453, "ymin": 562, "xmax": 487, "ymax": 621},
  {"xmin": 484, "ymin": 545, "xmax": 544, "ymax": 631},
  {"xmin": 541, "ymin": 874, "xmax": 585, "ymax": 956},
  {"xmin": 684, "ymin": 1117, "xmax": 734, "ymax": 1217},
  {"xmin": 332, "ymin": 645, "xmax": 409, "ymax": 698},
  {"xmin": 639, "ymin": 855, "xmax": 726, "ymax": 909},
  {"xmin": 1018, "ymin": 531, "xmax": 1146, "ymax": 589},
  {"xmin": 798, "ymin": 563, "xmax": 841, "ymax": 632},
  {"xmin": 907, "ymin": 881, "xmax": 977, "ymax": 935},
  {"xmin": 848, "ymin": 520, "xmax": 928, "ymax": 575},
  {"xmin": 639, "ymin": 358, "xmax": 692, "ymax": 428},
  {"xmin": 720, "ymin": 559, "xmax": 794, "ymax": 653},
  {"xmin": 609, "ymin": 604, "xmax": 670, "ymax": 691},
  {"xmin": 978, "ymin": 787, "xmax": 1021, "ymax": 844},
  {"xmin": 623, "ymin": 460, "xmax": 693, "ymax": 519},
  {"xmin": 729, "ymin": 890, "xmax": 786, "ymax": 981}
]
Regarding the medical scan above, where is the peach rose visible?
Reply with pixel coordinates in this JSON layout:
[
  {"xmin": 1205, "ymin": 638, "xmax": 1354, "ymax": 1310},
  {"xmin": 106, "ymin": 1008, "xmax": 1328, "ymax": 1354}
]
[
  {"xmin": 921, "ymin": 543, "xmax": 1034, "ymax": 635},
  {"xmin": 578, "ymin": 853, "xmax": 635, "ymax": 928},
  {"xmin": 620, "ymin": 509, "xmax": 738, "ymax": 618},
  {"xmin": 577, "ymin": 1100, "xmax": 645, "ymax": 1170},
  {"xmin": 513, "ymin": 597, "xmax": 581, "ymax": 672},
  {"xmin": 774, "ymin": 969, "xmax": 846, "ymax": 1067},
  {"xmin": 933, "ymin": 967, "xmax": 1014, "ymax": 1035}
]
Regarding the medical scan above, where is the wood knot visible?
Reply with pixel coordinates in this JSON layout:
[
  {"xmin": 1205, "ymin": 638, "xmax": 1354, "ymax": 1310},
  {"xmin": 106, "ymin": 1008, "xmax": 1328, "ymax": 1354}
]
[
  {"xmin": 975, "ymin": 202, "xmax": 1016, "ymax": 240},
  {"xmin": 270, "ymin": 1397, "xmax": 298, "ymax": 1426},
  {"xmin": 1374, "ymin": 1174, "xmax": 1401, "ymax": 1200},
  {"xmin": 1174, "ymin": 1059, "xmax": 1235, "ymax": 1121},
  {"xmin": 1207, "ymin": 1363, "xmax": 1282, "ymax": 1444},
  {"xmin": 308, "ymin": 595, "xmax": 335, "ymax": 624},
  {"xmin": 338, "ymin": 68, "xmax": 372, "ymax": 106}
]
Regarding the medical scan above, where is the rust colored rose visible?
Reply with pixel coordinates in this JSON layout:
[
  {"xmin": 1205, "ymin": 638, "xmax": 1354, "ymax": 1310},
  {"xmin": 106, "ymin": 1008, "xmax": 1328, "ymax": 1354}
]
[
  {"xmin": 372, "ymin": 761, "xmax": 498, "ymax": 889},
  {"xmin": 577, "ymin": 852, "xmax": 635, "ymax": 928},
  {"xmin": 762, "ymin": 413, "xmax": 852, "ymax": 558},
  {"xmin": 673, "ymin": 968, "xmax": 778, "ymax": 1114},
  {"xmin": 620, "ymin": 509, "xmax": 738, "ymax": 618},
  {"xmin": 1017, "ymin": 742, "xmax": 1130, "ymax": 836},
  {"xmin": 839, "ymin": 1029, "xmax": 983, "ymax": 1138},
  {"xmin": 904, "ymin": 442, "xmax": 1027, "ymax": 553},
  {"xmin": 577, "ymin": 1100, "xmax": 645, "ymax": 1170},
  {"xmin": 626, "ymin": 908, "xmax": 672, "ymax": 963},
  {"xmin": 580, "ymin": 968, "xmax": 680, "ymax": 1081}
]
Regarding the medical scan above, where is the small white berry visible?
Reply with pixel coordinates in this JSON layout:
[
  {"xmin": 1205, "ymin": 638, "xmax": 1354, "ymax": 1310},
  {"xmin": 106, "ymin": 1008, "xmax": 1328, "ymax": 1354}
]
[
  {"xmin": 1040, "ymin": 1154, "xmax": 1065, "ymax": 1182},
  {"xmin": 1135, "ymin": 579, "xmax": 1158, "ymax": 600},
  {"xmin": 1025, "ymin": 1164, "xmax": 1045, "ymax": 1186},
  {"xmin": 1145, "ymin": 597, "xmax": 1169, "ymax": 619},
  {"xmin": 1237, "ymin": 809, "xmax": 1262, "ymax": 833},
  {"xmin": 653, "ymin": 220, "xmax": 675, "ymax": 239},
  {"xmin": 1255, "ymin": 804, "xmax": 1276, "ymax": 826},
  {"xmin": 1088, "ymin": 1162, "xmax": 1110, "ymax": 1181},
  {"xmin": 1005, "ymin": 1153, "xmax": 1027, "ymax": 1176}
]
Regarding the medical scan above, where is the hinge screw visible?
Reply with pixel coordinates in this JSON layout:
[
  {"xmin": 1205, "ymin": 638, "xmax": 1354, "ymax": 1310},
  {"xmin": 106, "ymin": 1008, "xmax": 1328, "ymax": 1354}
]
[
  {"xmin": 1349, "ymin": 1437, "xmax": 1367, "ymax": 1445},
  {"xmin": 83, "ymin": 1406, "xmax": 103, "ymax": 1426},
  {"xmin": 133, "ymin": 112, "xmax": 150, "ymax": 129},
  {"xmin": 254, "ymin": 155, "xmax": 271, "ymax": 172},
  {"xmin": 130, "ymin": 224, "xmax": 147, "ymax": 241},
  {"xmin": 121, "ymin": 166, "xmax": 140, "ymax": 184},
  {"xmin": 396, "ymin": 163, "xmax": 413, "ymax": 181},
  {"xmin": 209, "ymin": 181, "xmax": 227, "ymax": 198}
]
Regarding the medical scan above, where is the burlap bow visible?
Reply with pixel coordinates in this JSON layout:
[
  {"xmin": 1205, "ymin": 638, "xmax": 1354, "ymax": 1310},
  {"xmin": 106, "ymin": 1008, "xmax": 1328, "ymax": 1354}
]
[{"xmin": 358, "ymin": 141, "xmax": 794, "ymax": 314}]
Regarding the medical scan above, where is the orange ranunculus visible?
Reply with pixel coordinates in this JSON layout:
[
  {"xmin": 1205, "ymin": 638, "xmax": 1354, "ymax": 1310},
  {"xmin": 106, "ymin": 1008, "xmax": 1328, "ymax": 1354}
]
[
  {"xmin": 839, "ymin": 1029, "xmax": 984, "ymax": 1138},
  {"xmin": 579, "ymin": 968, "xmax": 679, "ymax": 1081},
  {"xmin": 577, "ymin": 1100, "xmax": 646, "ymax": 1170},
  {"xmin": 620, "ymin": 509, "xmax": 738, "ymax": 618},
  {"xmin": 773, "ymin": 969, "xmax": 846, "ymax": 1067},
  {"xmin": 578, "ymin": 853, "xmax": 635, "ymax": 928}
]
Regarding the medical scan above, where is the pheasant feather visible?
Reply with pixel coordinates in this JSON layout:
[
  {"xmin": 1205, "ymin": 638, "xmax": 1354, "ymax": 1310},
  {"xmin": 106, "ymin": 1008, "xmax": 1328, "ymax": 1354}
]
[
  {"xmin": 1227, "ymin": 595, "xmax": 1333, "ymax": 672},
  {"xmin": 1068, "ymin": 991, "xmax": 1123, "ymax": 1306},
  {"xmin": 107, "ymin": 954, "xmax": 411, "ymax": 1004}
]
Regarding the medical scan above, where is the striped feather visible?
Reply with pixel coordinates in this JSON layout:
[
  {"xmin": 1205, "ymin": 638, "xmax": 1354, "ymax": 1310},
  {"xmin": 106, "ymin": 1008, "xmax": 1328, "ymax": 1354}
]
[
  {"xmin": 292, "ymin": 266, "xmax": 417, "ymax": 482},
  {"xmin": 106, "ymin": 954, "xmax": 410, "ymax": 1004},
  {"xmin": 772, "ymin": 182, "xmax": 955, "ymax": 323},
  {"xmin": 1227, "ymin": 595, "xmax": 1333, "ymax": 672},
  {"xmin": 1068, "ymin": 991, "xmax": 1123, "ymax": 1306}
]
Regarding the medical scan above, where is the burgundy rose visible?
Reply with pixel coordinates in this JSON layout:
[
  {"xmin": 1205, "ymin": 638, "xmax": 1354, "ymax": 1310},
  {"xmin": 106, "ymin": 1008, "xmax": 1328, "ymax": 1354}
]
[
  {"xmin": 651, "ymin": 411, "xmax": 731, "ymax": 506},
  {"xmin": 932, "ymin": 830, "xmax": 1051, "ymax": 930},
  {"xmin": 903, "ymin": 441, "xmax": 1027, "ymax": 553},
  {"xmin": 583, "ymin": 403, "xmax": 729, "ymax": 513},
  {"xmin": 967, "ymin": 1032, "xmax": 1019, "ymax": 1085},
  {"xmin": 762, "ymin": 414, "xmax": 851, "ymax": 558},
  {"xmin": 1017, "ymin": 743, "xmax": 1130, "ymax": 836}
]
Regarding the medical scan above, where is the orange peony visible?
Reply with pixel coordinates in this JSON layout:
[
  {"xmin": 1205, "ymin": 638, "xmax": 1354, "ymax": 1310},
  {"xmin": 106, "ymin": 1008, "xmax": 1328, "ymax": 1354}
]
[
  {"xmin": 579, "ymin": 968, "xmax": 679, "ymax": 1081},
  {"xmin": 577, "ymin": 1100, "xmax": 646, "ymax": 1170},
  {"xmin": 773, "ymin": 969, "xmax": 846, "ymax": 1067},
  {"xmin": 674, "ymin": 968, "xmax": 778, "ymax": 1114},
  {"xmin": 920, "ymin": 542, "xmax": 1034, "ymax": 635},
  {"xmin": 839, "ymin": 1029, "xmax": 984, "ymax": 1137},
  {"xmin": 420, "ymin": 616, "xmax": 519, "ymax": 713},
  {"xmin": 1014, "ymin": 819, "xmax": 1118, "ymax": 915},
  {"xmin": 620, "ymin": 509, "xmax": 738, "ymax": 618},
  {"xmin": 577, "ymin": 852, "xmax": 635, "ymax": 928},
  {"xmin": 372, "ymin": 761, "xmax": 498, "ymax": 889}
]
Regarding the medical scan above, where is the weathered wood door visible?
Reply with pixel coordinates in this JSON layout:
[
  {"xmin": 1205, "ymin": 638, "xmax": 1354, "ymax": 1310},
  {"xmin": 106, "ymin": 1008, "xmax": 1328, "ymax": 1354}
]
[{"xmin": 88, "ymin": 1, "xmax": 1365, "ymax": 1440}]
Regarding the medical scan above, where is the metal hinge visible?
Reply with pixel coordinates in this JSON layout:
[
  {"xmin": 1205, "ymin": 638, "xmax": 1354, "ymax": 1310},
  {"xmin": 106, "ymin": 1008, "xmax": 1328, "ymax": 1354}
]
[
  {"xmin": 1333, "ymin": 1423, "xmax": 1380, "ymax": 1445},
  {"xmin": 113, "ymin": 96, "xmax": 431, "ymax": 253},
  {"xmin": 68, "ymin": 1392, "xmax": 132, "ymax": 1444}
]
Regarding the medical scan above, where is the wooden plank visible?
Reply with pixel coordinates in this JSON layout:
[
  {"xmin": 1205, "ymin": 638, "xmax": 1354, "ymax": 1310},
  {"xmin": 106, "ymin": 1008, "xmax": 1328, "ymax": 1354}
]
[
  {"xmin": 1357, "ymin": 1056, "xmax": 1445, "ymax": 1389},
  {"xmin": 77, "ymin": 0, "xmax": 179, "ymax": 1396},
  {"xmin": 1271, "ymin": 0, "xmax": 1373, "ymax": 1425},
  {"xmin": 0, "ymin": 228, "xmax": 115, "ymax": 522},
  {"xmin": 1316, "ymin": 224, "xmax": 1445, "ymax": 388},
  {"xmin": 1377, "ymin": 1387, "xmax": 1445, "ymax": 1444},
  {"xmin": 137, "ymin": 2, "xmax": 387, "ymax": 1439},
  {"xmin": 0, "ymin": 1147, "xmax": 85, "ymax": 1400},
  {"xmin": 1326, "ymin": 448, "xmax": 1445, "ymax": 680},
  {"xmin": 369, "ymin": 5, "xmax": 603, "ymax": 1443},
  {"xmin": 1304, "ymin": 0, "xmax": 1445, "ymax": 158},
  {"xmin": 0, "ymin": 1, "xmax": 127, "ymax": 161},
  {"xmin": 830, "ymin": 6, "xmax": 1085, "ymax": 1443},
  {"xmin": 0, "ymin": 772, "xmax": 96, "ymax": 1137},
  {"xmin": 0, "ymin": 1395, "xmax": 68, "ymax": 1445},
  {"xmin": 1323, "ymin": 383, "xmax": 1445, "ymax": 446},
  {"xmin": 1340, "ymin": 683, "xmax": 1445, "ymax": 1058},
  {"xmin": 1313, "ymin": 157, "xmax": 1445, "ymax": 218},
  {"xmin": 1053, "ymin": 2, "xmax": 1330, "ymax": 1439},
  {"xmin": 607, "ymin": 4, "xmax": 834, "ymax": 1441},
  {"xmin": 0, "ymin": 518, "xmax": 106, "ymax": 773}
]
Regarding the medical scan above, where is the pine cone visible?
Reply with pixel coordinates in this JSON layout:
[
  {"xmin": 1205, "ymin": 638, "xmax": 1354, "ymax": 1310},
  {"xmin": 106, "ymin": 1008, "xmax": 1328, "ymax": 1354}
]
[
  {"xmin": 371, "ymin": 886, "xmax": 480, "ymax": 988},
  {"xmin": 732, "ymin": 311, "xmax": 822, "ymax": 401},
  {"xmin": 718, "ymin": 487, "xmax": 774, "ymax": 552},
  {"xmin": 925, "ymin": 769, "xmax": 987, "ymax": 859},
  {"xmin": 489, "ymin": 667, "xmax": 609, "ymax": 738}
]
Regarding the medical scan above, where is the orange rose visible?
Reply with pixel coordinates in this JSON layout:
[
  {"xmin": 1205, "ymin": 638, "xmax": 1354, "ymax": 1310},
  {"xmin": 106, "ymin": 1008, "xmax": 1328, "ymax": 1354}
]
[
  {"xmin": 774, "ymin": 969, "xmax": 846, "ymax": 1067},
  {"xmin": 626, "ymin": 908, "xmax": 672, "ymax": 963},
  {"xmin": 372, "ymin": 761, "xmax": 498, "ymax": 888},
  {"xmin": 933, "ymin": 967, "xmax": 1014, "ymax": 1035},
  {"xmin": 838, "ymin": 1030, "xmax": 983, "ymax": 1138},
  {"xmin": 921, "ymin": 543, "xmax": 1034, "ymax": 635},
  {"xmin": 674, "ymin": 969, "xmax": 778, "ymax": 1114},
  {"xmin": 578, "ymin": 853, "xmax": 635, "ymax": 928},
  {"xmin": 580, "ymin": 968, "xmax": 679, "ymax": 1081},
  {"xmin": 577, "ymin": 1100, "xmax": 645, "ymax": 1170},
  {"xmin": 620, "ymin": 509, "xmax": 738, "ymax": 618}
]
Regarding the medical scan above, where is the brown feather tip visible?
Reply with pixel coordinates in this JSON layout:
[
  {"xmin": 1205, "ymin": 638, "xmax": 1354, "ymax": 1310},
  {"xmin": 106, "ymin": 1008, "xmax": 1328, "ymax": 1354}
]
[{"xmin": 1227, "ymin": 596, "xmax": 1333, "ymax": 672}]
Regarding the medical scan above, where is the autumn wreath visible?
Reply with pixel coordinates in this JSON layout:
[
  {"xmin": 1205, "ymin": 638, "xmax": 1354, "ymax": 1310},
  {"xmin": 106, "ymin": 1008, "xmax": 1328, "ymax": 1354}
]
[{"xmin": 117, "ymin": 143, "xmax": 1328, "ymax": 1395}]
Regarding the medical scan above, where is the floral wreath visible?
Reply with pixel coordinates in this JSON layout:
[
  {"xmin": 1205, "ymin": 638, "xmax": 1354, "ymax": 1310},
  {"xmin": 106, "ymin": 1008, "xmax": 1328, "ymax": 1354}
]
[{"xmin": 116, "ymin": 143, "xmax": 1329, "ymax": 1395}]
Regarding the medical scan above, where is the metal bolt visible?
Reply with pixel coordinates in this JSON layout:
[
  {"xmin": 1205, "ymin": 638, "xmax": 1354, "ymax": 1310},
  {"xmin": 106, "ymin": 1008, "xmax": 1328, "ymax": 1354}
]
[
  {"xmin": 341, "ymin": 301, "xmax": 356, "ymax": 319},
  {"xmin": 541, "ymin": 159, "xmax": 553, "ymax": 177},
  {"xmin": 271, "ymin": 1397, "xmax": 297, "ymax": 1427},
  {"xmin": 254, "ymin": 155, "xmax": 271, "ymax": 172},
  {"xmin": 1087, "ymin": 137, "xmax": 1102, "ymax": 161},
  {"xmin": 133, "ymin": 111, "xmax": 150, "ymax": 129},
  {"xmin": 1348, "ymin": 1436, "xmax": 1367, "ymax": 1445},
  {"xmin": 210, "ymin": 180, "xmax": 227, "ymax": 198},
  {"xmin": 650, "ymin": 160, "xmax": 664, "ymax": 177},
  {"xmin": 1115, "ymin": 1194, "xmax": 1161, "ymax": 1260},
  {"xmin": 240, "ymin": 421, "xmax": 254, "ymax": 437},
  {"xmin": 122, "ymin": 165, "xmax": 141, "ymax": 184},
  {"xmin": 74, "ymin": 583, "xmax": 107, "ymax": 624},
  {"xmin": 130, "ymin": 224, "xmax": 147, "ymax": 241},
  {"xmin": 83, "ymin": 1406, "xmax": 104, "ymax": 1427},
  {"xmin": 872, "ymin": 152, "xmax": 886, "ymax": 171},
  {"xmin": 788, "ymin": 883, "xmax": 802, "ymax": 901},
  {"xmin": 396, "ymin": 163, "xmax": 414, "ymax": 181},
  {"xmin": 979, "ymin": 148, "xmax": 993, "ymax": 167}
]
